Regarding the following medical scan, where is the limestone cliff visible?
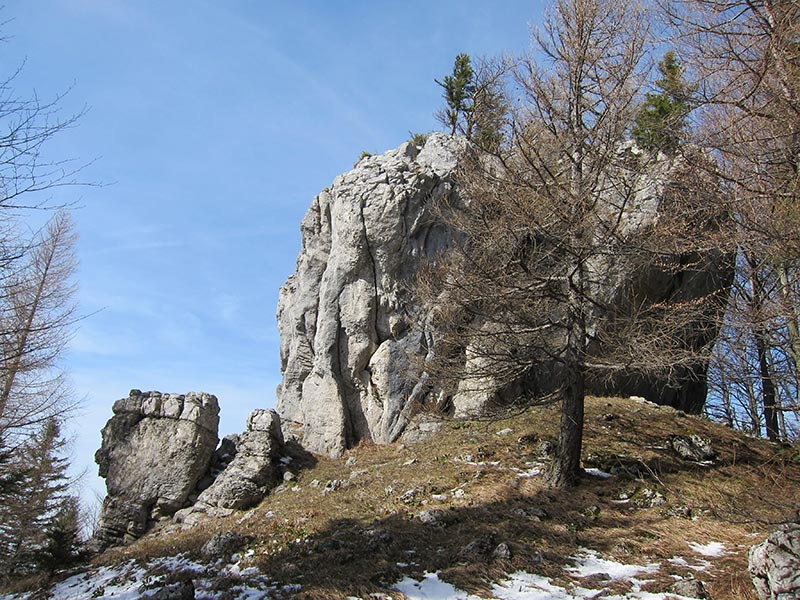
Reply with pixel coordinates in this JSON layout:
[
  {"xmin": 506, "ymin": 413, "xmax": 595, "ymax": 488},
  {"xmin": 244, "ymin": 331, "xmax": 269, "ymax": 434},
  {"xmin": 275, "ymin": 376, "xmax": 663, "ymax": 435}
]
[{"xmin": 276, "ymin": 134, "xmax": 462, "ymax": 457}]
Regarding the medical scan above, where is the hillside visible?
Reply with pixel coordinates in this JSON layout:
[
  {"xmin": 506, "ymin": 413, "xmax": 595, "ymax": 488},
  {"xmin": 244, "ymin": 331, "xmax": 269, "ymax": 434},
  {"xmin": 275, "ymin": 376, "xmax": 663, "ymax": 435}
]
[{"xmin": 7, "ymin": 395, "xmax": 798, "ymax": 599}]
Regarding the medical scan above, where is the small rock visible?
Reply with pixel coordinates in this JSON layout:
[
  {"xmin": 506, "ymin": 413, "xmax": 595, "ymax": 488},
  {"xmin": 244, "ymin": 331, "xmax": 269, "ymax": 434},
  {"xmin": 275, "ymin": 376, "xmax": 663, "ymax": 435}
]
[
  {"xmin": 144, "ymin": 580, "xmax": 195, "ymax": 600},
  {"xmin": 496, "ymin": 428, "xmax": 514, "ymax": 436},
  {"xmin": 669, "ymin": 435, "xmax": 716, "ymax": 462},
  {"xmin": 493, "ymin": 542, "xmax": 512, "ymax": 560},
  {"xmin": 749, "ymin": 522, "xmax": 800, "ymax": 600},
  {"xmin": 322, "ymin": 480, "xmax": 343, "ymax": 495},
  {"xmin": 345, "ymin": 457, "xmax": 357, "ymax": 466},
  {"xmin": 400, "ymin": 488, "xmax": 419, "ymax": 503},
  {"xmin": 670, "ymin": 578, "xmax": 709, "ymax": 599},
  {"xmin": 461, "ymin": 535, "xmax": 496, "ymax": 559},
  {"xmin": 538, "ymin": 441, "xmax": 554, "ymax": 456},
  {"xmin": 512, "ymin": 506, "xmax": 548, "ymax": 521},
  {"xmin": 283, "ymin": 471, "xmax": 296, "ymax": 482},
  {"xmin": 200, "ymin": 531, "xmax": 248, "ymax": 562},
  {"xmin": 418, "ymin": 508, "xmax": 447, "ymax": 527}
]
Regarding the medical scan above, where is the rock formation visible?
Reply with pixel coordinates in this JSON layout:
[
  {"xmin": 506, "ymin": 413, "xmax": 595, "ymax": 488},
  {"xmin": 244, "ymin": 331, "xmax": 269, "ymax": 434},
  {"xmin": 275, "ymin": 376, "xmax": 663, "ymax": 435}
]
[
  {"xmin": 276, "ymin": 134, "xmax": 463, "ymax": 457},
  {"xmin": 177, "ymin": 409, "xmax": 284, "ymax": 523},
  {"xmin": 276, "ymin": 135, "xmax": 731, "ymax": 457},
  {"xmin": 94, "ymin": 390, "xmax": 220, "ymax": 547},
  {"xmin": 749, "ymin": 523, "xmax": 800, "ymax": 600}
]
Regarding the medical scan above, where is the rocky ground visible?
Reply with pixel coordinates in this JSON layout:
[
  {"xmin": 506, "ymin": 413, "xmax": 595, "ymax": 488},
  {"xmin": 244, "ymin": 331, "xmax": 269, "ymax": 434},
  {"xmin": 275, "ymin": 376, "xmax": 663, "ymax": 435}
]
[{"xmin": 3, "ymin": 396, "xmax": 799, "ymax": 599}]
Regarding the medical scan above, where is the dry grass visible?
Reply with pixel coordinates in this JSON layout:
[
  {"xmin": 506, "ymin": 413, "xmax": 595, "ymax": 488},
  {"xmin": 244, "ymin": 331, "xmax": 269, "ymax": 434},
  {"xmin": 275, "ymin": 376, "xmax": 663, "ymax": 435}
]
[{"xmin": 80, "ymin": 397, "xmax": 800, "ymax": 598}]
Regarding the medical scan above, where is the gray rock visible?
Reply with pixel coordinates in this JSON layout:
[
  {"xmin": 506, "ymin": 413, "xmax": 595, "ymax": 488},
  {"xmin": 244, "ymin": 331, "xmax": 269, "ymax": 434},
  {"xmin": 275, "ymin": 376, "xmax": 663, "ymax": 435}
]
[
  {"xmin": 194, "ymin": 409, "xmax": 284, "ymax": 510},
  {"xmin": 93, "ymin": 390, "xmax": 219, "ymax": 548},
  {"xmin": 493, "ymin": 542, "xmax": 512, "ymax": 560},
  {"xmin": 418, "ymin": 508, "xmax": 448, "ymax": 527},
  {"xmin": 276, "ymin": 134, "xmax": 465, "ymax": 457},
  {"xmin": 670, "ymin": 435, "xmax": 716, "ymax": 462},
  {"xmin": 201, "ymin": 531, "xmax": 249, "ymax": 562},
  {"xmin": 143, "ymin": 580, "xmax": 195, "ymax": 600},
  {"xmin": 670, "ymin": 578, "xmax": 709, "ymax": 599},
  {"xmin": 749, "ymin": 523, "xmax": 800, "ymax": 600}
]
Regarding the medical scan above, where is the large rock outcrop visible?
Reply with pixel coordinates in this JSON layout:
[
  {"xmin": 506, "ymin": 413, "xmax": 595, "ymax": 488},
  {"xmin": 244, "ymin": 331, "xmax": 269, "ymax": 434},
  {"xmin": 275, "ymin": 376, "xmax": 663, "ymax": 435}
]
[
  {"xmin": 94, "ymin": 390, "xmax": 220, "ymax": 547},
  {"xmin": 276, "ymin": 134, "xmax": 462, "ymax": 457},
  {"xmin": 276, "ymin": 135, "xmax": 730, "ymax": 457}
]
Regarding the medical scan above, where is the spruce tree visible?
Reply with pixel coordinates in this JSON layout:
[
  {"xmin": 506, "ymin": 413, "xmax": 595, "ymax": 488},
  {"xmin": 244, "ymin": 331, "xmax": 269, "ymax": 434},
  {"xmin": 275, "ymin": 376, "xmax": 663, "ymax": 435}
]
[
  {"xmin": 435, "ymin": 53, "xmax": 475, "ymax": 135},
  {"xmin": 0, "ymin": 418, "xmax": 75, "ymax": 579},
  {"xmin": 632, "ymin": 51, "xmax": 693, "ymax": 154}
]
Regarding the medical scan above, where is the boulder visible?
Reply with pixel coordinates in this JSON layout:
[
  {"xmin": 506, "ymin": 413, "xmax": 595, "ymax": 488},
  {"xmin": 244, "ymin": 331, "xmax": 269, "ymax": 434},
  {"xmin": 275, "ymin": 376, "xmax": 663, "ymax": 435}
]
[
  {"xmin": 669, "ymin": 434, "xmax": 716, "ymax": 462},
  {"xmin": 192, "ymin": 409, "xmax": 284, "ymax": 511},
  {"xmin": 749, "ymin": 523, "xmax": 800, "ymax": 600},
  {"xmin": 93, "ymin": 390, "xmax": 219, "ymax": 548},
  {"xmin": 276, "ymin": 135, "xmax": 731, "ymax": 457}
]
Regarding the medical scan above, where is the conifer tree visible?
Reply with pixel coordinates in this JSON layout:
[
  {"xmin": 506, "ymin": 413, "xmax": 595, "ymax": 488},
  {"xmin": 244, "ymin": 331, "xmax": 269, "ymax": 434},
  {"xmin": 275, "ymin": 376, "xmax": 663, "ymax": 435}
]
[
  {"xmin": 435, "ymin": 53, "xmax": 475, "ymax": 136},
  {"xmin": 0, "ymin": 417, "xmax": 75, "ymax": 579},
  {"xmin": 632, "ymin": 51, "xmax": 693, "ymax": 154}
]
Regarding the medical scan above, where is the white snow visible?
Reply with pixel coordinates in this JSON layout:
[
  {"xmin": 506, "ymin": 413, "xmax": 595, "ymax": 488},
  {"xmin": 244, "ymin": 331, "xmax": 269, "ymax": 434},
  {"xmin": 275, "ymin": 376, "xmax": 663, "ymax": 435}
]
[
  {"xmin": 583, "ymin": 468, "xmax": 612, "ymax": 479},
  {"xmin": 392, "ymin": 549, "xmax": 706, "ymax": 600},
  {"xmin": 394, "ymin": 572, "xmax": 480, "ymax": 599},
  {"xmin": 688, "ymin": 541, "xmax": 726, "ymax": 557},
  {"xmin": 565, "ymin": 548, "xmax": 659, "ymax": 580}
]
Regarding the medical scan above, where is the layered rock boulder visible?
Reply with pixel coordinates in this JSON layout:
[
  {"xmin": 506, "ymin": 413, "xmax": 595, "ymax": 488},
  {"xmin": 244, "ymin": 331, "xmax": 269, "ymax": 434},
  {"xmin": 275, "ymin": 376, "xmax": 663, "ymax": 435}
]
[
  {"xmin": 277, "ymin": 135, "xmax": 730, "ymax": 457},
  {"xmin": 94, "ymin": 390, "xmax": 220, "ymax": 547}
]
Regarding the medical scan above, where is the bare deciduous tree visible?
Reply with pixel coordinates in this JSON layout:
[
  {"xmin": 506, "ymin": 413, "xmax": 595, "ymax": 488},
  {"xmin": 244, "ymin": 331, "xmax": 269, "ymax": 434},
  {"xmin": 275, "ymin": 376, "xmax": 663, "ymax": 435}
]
[
  {"xmin": 664, "ymin": 0, "xmax": 800, "ymax": 440},
  {"xmin": 0, "ymin": 211, "xmax": 78, "ymax": 443},
  {"xmin": 418, "ymin": 0, "xmax": 731, "ymax": 488}
]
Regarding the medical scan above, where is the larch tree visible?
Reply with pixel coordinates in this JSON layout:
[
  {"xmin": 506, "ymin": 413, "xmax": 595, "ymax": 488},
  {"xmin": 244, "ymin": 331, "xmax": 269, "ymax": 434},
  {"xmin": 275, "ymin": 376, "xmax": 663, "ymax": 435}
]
[
  {"xmin": 419, "ymin": 0, "xmax": 729, "ymax": 488},
  {"xmin": 0, "ymin": 211, "xmax": 78, "ymax": 444}
]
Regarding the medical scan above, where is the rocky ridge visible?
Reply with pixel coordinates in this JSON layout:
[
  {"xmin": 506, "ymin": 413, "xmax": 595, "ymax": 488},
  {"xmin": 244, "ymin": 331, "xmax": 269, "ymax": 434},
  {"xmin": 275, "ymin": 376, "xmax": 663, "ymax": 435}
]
[
  {"xmin": 276, "ymin": 133, "xmax": 463, "ymax": 457},
  {"xmin": 94, "ymin": 391, "xmax": 286, "ymax": 548},
  {"xmin": 276, "ymin": 134, "xmax": 731, "ymax": 458}
]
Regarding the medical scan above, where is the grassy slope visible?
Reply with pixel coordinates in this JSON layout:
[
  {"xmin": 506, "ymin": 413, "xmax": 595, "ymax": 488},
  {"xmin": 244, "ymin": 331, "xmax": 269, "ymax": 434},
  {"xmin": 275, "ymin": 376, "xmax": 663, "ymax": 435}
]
[{"xmin": 96, "ymin": 396, "xmax": 800, "ymax": 599}]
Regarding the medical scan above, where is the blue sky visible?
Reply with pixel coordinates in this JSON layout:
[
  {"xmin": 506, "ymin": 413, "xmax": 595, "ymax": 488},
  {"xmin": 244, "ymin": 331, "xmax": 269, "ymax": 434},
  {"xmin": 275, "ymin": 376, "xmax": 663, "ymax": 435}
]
[{"xmin": 4, "ymin": 1, "xmax": 542, "ymax": 506}]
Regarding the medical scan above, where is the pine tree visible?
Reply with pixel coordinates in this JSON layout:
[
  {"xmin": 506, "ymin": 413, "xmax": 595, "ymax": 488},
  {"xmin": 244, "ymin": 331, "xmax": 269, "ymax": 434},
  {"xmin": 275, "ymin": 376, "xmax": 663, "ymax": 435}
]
[{"xmin": 632, "ymin": 51, "xmax": 693, "ymax": 154}]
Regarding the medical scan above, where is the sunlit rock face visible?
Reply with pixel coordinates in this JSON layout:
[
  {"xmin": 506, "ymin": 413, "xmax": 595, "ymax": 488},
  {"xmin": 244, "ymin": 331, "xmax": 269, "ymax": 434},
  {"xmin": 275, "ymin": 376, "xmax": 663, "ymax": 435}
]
[
  {"xmin": 94, "ymin": 390, "xmax": 219, "ymax": 548},
  {"xmin": 276, "ymin": 134, "xmax": 462, "ymax": 457},
  {"xmin": 276, "ymin": 136, "xmax": 730, "ymax": 457}
]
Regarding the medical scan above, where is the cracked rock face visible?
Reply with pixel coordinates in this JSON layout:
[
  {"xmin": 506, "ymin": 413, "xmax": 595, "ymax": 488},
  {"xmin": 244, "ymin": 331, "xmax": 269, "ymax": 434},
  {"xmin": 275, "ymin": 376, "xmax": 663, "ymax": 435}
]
[
  {"xmin": 276, "ymin": 134, "xmax": 463, "ymax": 457},
  {"xmin": 94, "ymin": 390, "xmax": 219, "ymax": 547}
]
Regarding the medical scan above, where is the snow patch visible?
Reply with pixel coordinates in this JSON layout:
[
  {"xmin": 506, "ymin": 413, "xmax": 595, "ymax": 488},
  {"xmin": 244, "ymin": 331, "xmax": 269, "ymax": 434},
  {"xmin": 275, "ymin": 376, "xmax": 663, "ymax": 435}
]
[
  {"xmin": 566, "ymin": 548, "xmax": 659, "ymax": 580},
  {"xmin": 688, "ymin": 541, "xmax": 726, "ymax": 557},
  {"xmin": 583, "ymin": 468, "xmax": 612, "ymax": 479},
  {"xmin": 394, "ymin": 572, "xmax": 480, "ymax": 599}
]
